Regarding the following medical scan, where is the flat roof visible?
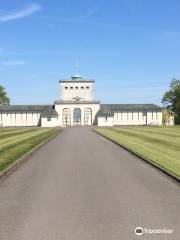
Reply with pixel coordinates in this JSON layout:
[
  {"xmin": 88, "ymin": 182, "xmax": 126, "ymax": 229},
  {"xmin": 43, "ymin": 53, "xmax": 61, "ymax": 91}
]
[
  {"xmin": 54, "ymin": 100, "xmax": 100, "ymax": 104},
  {"xmin": 59, "ymin": 79, "xmax": 94, "ymax": 83}
]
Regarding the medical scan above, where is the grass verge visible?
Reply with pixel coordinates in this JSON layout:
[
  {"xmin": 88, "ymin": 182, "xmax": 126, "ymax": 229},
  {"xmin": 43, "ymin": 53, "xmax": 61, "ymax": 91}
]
[
  {"xmin": 95, "ymin": 126, "xmax": 180, "ymax": 179},
  {"xmin": 0, "ymin": 128, "xmax": 61, "ymax": 172}
]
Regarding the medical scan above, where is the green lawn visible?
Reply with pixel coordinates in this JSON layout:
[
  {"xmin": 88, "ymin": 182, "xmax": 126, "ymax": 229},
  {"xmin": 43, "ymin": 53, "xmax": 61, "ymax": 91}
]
[
  {"xmin": 96, "ymin": 126, "xmax": 180, "ymax": 178},
  {"xmin": 0, "ymin": 127, "xmax": 61, "ymax": 172}
]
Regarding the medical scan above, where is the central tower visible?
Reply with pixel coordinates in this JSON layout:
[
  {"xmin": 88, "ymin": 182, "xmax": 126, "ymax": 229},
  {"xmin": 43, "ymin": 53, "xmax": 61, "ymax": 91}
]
[
  {"xmin": 59, "ymin": 75, "xmax": 94, "ymax": 101},
  {"xmin": 54, "ymin": 74, "xmax": 100, "ymax": 127}
]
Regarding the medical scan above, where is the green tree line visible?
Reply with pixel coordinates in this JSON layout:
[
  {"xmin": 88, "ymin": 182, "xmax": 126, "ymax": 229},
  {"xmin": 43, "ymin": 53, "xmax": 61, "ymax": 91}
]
[
  {"xmin": 162, "ymin": 79, "xmax": 180, "ymax": 124},
  {"xmin": 0, "ymin": 85, "xmax": 10, "ymax": 105}
]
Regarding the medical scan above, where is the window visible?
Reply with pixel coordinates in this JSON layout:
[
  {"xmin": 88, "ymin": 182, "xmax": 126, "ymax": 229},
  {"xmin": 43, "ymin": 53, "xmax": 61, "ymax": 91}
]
[
  {"xmin": 70, "ymin": 86, "xmax": 73, "ymax": 90},
  {"xmin": 47, "ymin": 117, "xmax": 51, "ymax": 121},
  {"xmin": 73, "ymin": 108, "xmax": 81, "ymax": 125},
  {"xmin": 84, "ymin": 108, "xmax": 92, "ymax": 125},
  {"xmin": 156, "ymin": 112, "xmax": 158, "ymax": 120},
  {"xmin": 75, "ymin": 86, "xmax": 78, "ymax": 89},
  {"xmin": 81, "ymin": 86, "xmax": 84, "ymax": 89},
  {"xmin": 65, "ymin": 86, "xmax": 68, "ymax": 90},
  {"xmin": 62, "ymin": 108, "xmax": 71, "ymax": 126},
  {"xmin": 105, "ymin": 116, "xmax": 108, "ymax": 121},
  {"xmin": 86, "ymin": 86, "xmax": 89, "ymax": 89}
]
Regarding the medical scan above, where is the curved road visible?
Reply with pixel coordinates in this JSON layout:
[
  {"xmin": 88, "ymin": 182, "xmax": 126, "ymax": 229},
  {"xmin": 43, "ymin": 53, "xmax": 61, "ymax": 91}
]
[{"xmin": 0, "ymin": 127, "xmax": 179, "ymax": 240}]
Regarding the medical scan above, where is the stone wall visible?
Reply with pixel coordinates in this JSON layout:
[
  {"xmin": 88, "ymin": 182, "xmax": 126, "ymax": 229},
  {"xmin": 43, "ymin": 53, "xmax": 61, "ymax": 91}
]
[
  {"xmin": 97, "ymin": 111, "xmax": 162, "ymax": 126},
  {"xmin": 0, "ymin": 112, "xmax": 41, "ymax": 127},
  {"xmin": 60, "ymin": 82, "xmax": 94, "ymax": 101}
]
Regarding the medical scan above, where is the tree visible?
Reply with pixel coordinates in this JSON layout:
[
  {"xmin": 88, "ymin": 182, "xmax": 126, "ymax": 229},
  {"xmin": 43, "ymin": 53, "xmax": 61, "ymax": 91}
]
[
  {"xmin": 162, "ymin": 109, "xmax": 175, "ymax": 126},
  {"xmin": 0, "ymin": 85, "xmax": 10, "ymax": 105},
  {"xmin": 162, "ymin": 79, "xmax": 180, "ymax": 124}
]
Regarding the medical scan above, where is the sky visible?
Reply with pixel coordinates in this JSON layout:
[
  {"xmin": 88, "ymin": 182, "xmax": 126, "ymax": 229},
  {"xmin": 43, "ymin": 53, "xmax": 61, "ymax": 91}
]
[{"xmin": 0, "ymin": 0, "xmax": 180, "ymax": 105}]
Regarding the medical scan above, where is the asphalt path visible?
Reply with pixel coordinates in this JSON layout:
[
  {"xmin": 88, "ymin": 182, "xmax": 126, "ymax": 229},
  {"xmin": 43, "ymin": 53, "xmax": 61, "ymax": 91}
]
[{"xmin": 0, "ymin": 127, "xmax": 179, "ymax": 240}]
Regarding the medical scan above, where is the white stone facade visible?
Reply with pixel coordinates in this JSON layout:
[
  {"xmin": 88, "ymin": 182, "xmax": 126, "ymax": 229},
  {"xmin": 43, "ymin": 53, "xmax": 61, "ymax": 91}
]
[
  {"xmin": 0, "ymin": 112, "xmax": 41, "ymax": 127},
  {"xmin": 98, "ymin": 116, "xmax": 114, "ymax": 127},
  {"xmin": 0, "ymin": 75, "xmax": 165, "ymax": 127},
  {"xmin": 41, "ymin": 116, "xmax": 59, "ymax": 128},
  {"xmin": 60, "ymin": 79, "xmax": 94, "ymax": 101},
  {"xmin": 98, "ymin": 111, "xmax": 162, "ymax": 127},
  {"xmin": 54, "ymin": 102, "xmax": 100, "ymax": 127}
]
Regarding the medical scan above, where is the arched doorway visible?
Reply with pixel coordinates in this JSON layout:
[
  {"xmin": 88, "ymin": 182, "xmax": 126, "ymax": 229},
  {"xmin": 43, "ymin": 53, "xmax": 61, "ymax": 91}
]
[
  {"xmin": 62, "ymin": 108, "xmax": 71, "ymax": 126},
  {"xmin": 84, "ymin": 108, "xmax": 92, "ymax": 125},
  {"xmin": 73, "ymin": 108, "xmax": 81, "ymax": 125}
]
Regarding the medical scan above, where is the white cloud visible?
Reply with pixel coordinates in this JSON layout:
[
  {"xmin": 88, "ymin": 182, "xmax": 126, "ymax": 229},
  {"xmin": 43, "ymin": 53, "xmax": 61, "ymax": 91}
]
[
  {"xmin": 0, "ymin": 60, "xmax": 27, "ymax": 66},
  {"xmin": 0, "ymin": 4, "xmax": 42, "ymax": 22}
]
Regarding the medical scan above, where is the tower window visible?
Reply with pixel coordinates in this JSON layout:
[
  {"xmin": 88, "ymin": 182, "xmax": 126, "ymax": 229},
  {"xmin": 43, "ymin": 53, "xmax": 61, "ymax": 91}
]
[
  {"xmin": 75, "ymin": 86, "xmax": 78, "ymax": 89},
  {"xmin": 81, "ymin": 86, "xmax": 84, "ymax": 89},
  {"xmin": 86, "ymin": 86, "xmax": 89, "ymax": 89},
  {"xmin": 70, "ymin": 86, "xmax": 73, "ymax": 89},
  {"xmin": 65, "ymin": 86, "xmax": 68, "ymax": 89}
]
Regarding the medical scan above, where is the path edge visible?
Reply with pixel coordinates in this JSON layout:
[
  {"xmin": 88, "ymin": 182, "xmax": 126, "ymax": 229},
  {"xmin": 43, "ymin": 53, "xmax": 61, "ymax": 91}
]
[
  {"xmin": 93, "ymin": 129, "xmax": 180, "ymax": 183},
  {"xmin": 0, "ymin": 129, "xmax": 62, "ymax": 182}
]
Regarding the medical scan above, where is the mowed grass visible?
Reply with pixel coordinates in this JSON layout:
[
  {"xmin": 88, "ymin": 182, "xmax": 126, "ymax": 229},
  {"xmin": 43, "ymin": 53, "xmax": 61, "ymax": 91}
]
[
  {"xmin": 0, "ymin": 127, "xmax": 61, "ymax": 172},
  {"xmin": 96, "ymin": 126, "xmax": 180, "ymax": 177}
]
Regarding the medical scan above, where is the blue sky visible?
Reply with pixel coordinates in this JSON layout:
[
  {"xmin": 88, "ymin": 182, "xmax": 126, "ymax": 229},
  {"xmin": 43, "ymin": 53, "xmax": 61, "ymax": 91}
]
[{"xmin": 0, "ymin": 0, "xmax": 180, "ymax": 105}]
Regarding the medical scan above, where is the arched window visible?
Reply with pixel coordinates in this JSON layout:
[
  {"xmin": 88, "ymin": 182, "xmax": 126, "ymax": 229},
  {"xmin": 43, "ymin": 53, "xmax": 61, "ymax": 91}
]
[
  {"xmin": 73, "ymin": 108, "xmax": 81, "ymax": 125},
  {"xmin": 84, "ymin": 108, "xmax": 92, "ymax": 125},
  {"xmin": 62, "ymin": 108, "xmax": 71, "ymax": 126}
]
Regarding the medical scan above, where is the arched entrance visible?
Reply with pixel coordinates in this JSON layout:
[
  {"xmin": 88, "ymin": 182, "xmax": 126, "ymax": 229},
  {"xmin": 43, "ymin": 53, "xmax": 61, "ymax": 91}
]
[
  {"xmin": 73, "ymin": 108, "xmax": 81, "ymax": 125},
  {"xmin": 62, "ymin": 108, "xmax": 71, "ymax": 126},
  {"xmin": 84, "ymin": 108, "xmax": 92, "ymax": 125}
]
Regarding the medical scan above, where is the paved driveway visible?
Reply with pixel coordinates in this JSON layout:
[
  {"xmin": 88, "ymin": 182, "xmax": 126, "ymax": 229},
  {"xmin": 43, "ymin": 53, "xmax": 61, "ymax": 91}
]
[{"xmin": 0, "ymin": 127, "xmax": 179, "ymax": 240}]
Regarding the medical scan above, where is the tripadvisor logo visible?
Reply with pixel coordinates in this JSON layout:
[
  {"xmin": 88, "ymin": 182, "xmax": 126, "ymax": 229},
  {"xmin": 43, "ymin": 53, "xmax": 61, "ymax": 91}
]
[
  {"xmin": 135, "ymin": 227, "xmax": 143, "ymax": 236},
  {"xmin": 135, "ymin": 226, "xmax": 173, "ymax": 236}
]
